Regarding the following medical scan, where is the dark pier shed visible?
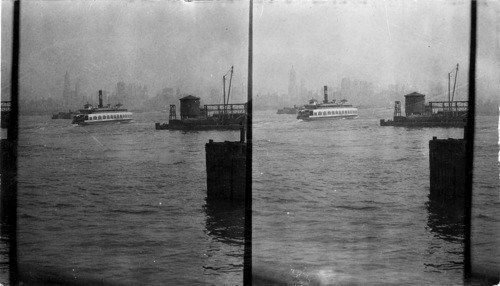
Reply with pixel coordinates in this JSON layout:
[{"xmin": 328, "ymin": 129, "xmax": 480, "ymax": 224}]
[
  {"xmin": 404, "ymin": 92, "xmax": 426, "ymax": 116},
  {"xmin": 180, "ymin": 95, "xmax": 201, "ymax": 119}
]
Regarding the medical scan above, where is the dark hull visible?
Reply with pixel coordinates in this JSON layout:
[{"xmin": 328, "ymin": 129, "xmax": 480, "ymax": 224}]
[
  {"xmin": 380, "ymin": 116, "xmax": 466, "ymax": 128},
  {"xmin": 277, "ymin": 108, "xmax": 298, "ymax": 115},
  {"xmin": 52, "ymin": 112, "xmax": 77, "ymax": 119},
  {"xmin": 156, "ymin": 118, "xmax": 245, "ymax": 131}
]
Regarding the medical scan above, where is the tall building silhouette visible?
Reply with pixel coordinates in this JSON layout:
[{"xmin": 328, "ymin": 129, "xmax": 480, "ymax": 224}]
[
  {"xmin": 62, "ymin": 71, "xmax": 71, "ymax": 107},
  {"xmin": 288, "ymin": 66, "xmax": 298, "ymax": 104}
]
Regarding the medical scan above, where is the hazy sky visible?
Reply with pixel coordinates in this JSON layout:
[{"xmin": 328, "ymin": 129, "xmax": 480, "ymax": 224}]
[{"xmin": 1, "ymin": 0, "xmax": 499, "ymax": 102}]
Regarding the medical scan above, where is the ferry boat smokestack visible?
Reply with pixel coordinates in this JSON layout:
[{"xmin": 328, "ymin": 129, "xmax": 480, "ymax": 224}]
[
  {"xmin": 98, "ymin": 90, "xmax": 103, "ymax": 108},
  {"xmin": 323, "ymin": 85, "xmax": 328, "ymax": 103}
]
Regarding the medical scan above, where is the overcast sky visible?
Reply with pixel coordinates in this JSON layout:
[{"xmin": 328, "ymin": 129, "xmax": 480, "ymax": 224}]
[{"xmin": 1, "ymin": 0, "xmax": 499, "ymax": 102}]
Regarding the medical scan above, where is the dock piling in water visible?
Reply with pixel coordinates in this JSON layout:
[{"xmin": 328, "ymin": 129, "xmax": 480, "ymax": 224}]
[
  {"xmin": 429, "ymin": 137, "xmax": 466, "ymax": 200},
  {"xmin": 205, "ymin": 129, "xmax": 246, "ymax": 201}
]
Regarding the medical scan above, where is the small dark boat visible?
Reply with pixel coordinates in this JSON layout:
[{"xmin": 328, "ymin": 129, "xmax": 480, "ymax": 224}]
[
  {"xmin": 52, "ymin": 110, "xmax": 78, "ymax": 119},
  {"xmin": 277, "ymin": 106, "xmax": 299, "ymax": 115}
]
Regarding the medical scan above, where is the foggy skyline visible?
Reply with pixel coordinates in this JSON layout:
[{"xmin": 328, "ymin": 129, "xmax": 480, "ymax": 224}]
[{"xmin": 1, "ymin": 0, "xmax": 499, "ymax": 104}]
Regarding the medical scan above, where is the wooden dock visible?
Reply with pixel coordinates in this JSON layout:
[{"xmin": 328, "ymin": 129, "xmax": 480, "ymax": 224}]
[
  {"xmin": 205, "ymin": 128, "xmax": 246, "ymax": 201},
  {"xmin": 429, "ymin": 137, "xmax": 466, "ymax": 200}
]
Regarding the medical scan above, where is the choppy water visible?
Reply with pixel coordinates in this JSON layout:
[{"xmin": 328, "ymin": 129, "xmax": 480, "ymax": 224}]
[
  {"xmin": 13, "ymin": 112, "xmax": 244, "ymax": 285},
  {"xmin": 0, "ymin": 109, "xmax": 498, "ymax": 285},
  {"xmin": 252, "ymin": 109, "xmax": 499, "ymax": 285}
]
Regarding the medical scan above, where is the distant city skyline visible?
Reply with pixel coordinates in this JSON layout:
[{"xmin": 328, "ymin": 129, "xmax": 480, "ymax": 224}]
[{"xmin": 2, "ymin": 0, "xmax": 498, "ymax": 107}]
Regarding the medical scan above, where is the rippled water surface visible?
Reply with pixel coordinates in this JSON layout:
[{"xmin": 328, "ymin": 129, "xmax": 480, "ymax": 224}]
[
  {"xmin": 1, "ymin": 109, "xmax": 498, "ymax": 285},
  {"xmin": 16, "ymin": 112, "xmax": 244, "ymax": 285},
  {"xmin": 252, "ymin": 109, "xmax": 498, "ymax": 285}
]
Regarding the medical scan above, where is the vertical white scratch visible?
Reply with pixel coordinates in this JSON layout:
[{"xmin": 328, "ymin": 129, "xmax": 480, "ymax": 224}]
[{"xmin": 384, "ymin": 1, "xmax": 392, "ymax": 41}]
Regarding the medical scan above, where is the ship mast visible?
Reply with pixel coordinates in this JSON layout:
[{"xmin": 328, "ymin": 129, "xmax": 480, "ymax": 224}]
[
  {"xmin": 447, "ymin": 63, "xmax": 459, "ymax": 115},
  {"xmin": 227, "ymin": 66, "xmax": 233, "ymax": 105},
  {"xmin": 448, "ymin": 72, "xmax": 451, "ymax": 114},
  {"xmin": 222, "ymin": 66, "xmax": 234, "ymax": 117},
  {"xmin": 451, "ymin": 63, "xmax": 459, "ymax": 102}
]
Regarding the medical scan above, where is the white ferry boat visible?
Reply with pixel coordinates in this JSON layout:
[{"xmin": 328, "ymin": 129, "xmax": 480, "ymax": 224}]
[
  {"xmin": 297, "ymin": 86, "xmax": 358, "ymax": 121},
  {"xmin": 72, "ymin": 90, "xmax": 133, "ymax": 125}
]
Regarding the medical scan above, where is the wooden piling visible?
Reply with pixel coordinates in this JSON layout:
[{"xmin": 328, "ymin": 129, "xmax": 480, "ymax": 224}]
[
  {"xmin": 205, "ymin": 140, "xmax": 246, "ymax": 201},
  {"xmin": 429, "ymin": 137, "xmax": 466, "ymax": 200}
]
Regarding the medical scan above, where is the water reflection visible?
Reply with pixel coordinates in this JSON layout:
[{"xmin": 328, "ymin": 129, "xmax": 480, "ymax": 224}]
[
  {"xmin": 1, "ymin": 137, "xmax": 17, "ymax": 286},
  {"xmin": 202, "ymin": 198, "xmax": 244, "ymax": 279},
  {"xmin": 425, "ymin": 196, "xmax": 464, "ymax": 274},
  {"xmin": 0, "ymin": 222, "xmax": 11, "ymax": 285},
  {"xmin": 204, "ymin": 198, "xmax": 244, "ymax": 246},
  {"xmin": 426, "ymin": 198, "xmax": 464, "ymax": 243}
]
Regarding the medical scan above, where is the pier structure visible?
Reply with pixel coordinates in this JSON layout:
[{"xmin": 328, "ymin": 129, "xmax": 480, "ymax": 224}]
[
  {"xmin": 168, "ymin": 105, "xmax": 177, "ymax": 120},
  {"xmin": 1, "ymin": 101, "xmax": 10, "ymax": 128},
  {"xmin": 429, "ymin": 136, "xmax": 466, "ymax": 200},
  {"xmin": 156, "ymin": 66, "xmax": 247, "ymax": 131},
  {"xmin": 381, "ymin": 65, "xmax": 467, "ymax": 128},
  {"xmin": 203, "ymin": 103, "xmax": 247, "ymax": 120},
  {"xmin": 380, "ymin": 93, "xmax": 467, "ymax": 127},
  {"xmin": 205, "ymin": 126, "xmax": 246, "ymax": 201},
  {"xmin": 1, "ymin": 101, "xmax": 12, "ymax": 177},
  {"xmin": 405, "ymin": 92, "xmax": 426, "ymax": 115},
  {"xmin": 156, "ymin": 97, "xmax": 247, "ymax": 130}
]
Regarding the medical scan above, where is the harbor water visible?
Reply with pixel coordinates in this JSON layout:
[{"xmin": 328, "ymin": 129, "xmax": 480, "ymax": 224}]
[
  {"xmin": 0, "ymin": 109, "xmax": 497, "ymax": 285},
  {"xmin": 252, "ymin": 109, "xmax": 498, "ymax": 285},
  {"xmin": 12, "ymin": 112, "xmax": 244, "ymax": 285}
]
